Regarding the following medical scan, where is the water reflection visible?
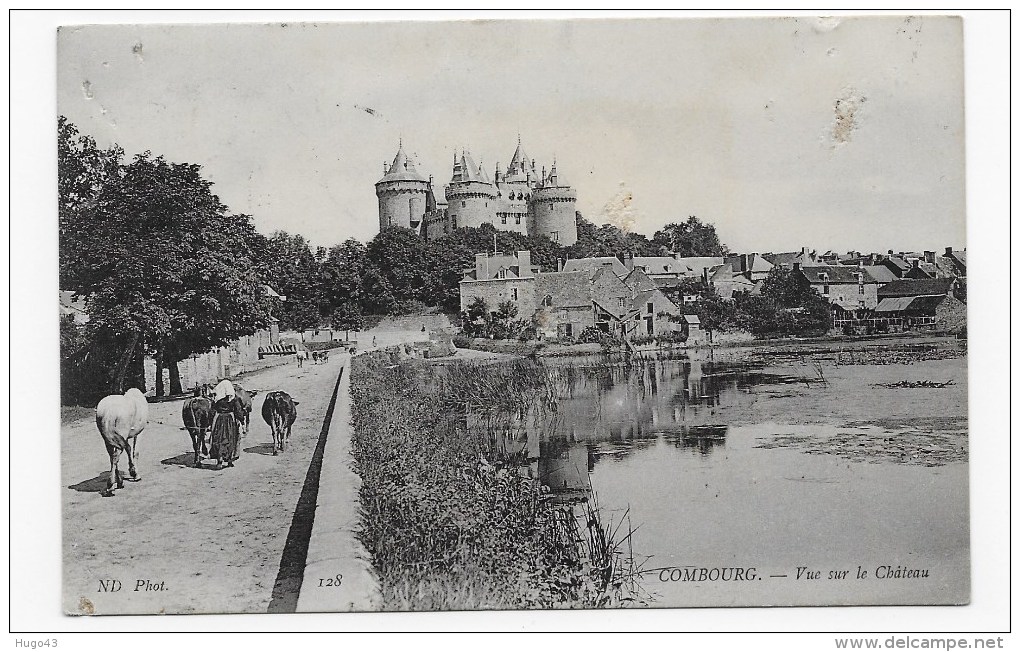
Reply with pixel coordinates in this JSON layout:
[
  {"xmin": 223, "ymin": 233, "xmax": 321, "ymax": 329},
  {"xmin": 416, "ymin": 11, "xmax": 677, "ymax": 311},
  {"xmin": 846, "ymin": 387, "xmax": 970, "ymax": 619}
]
[{"xmin": 469, "ymin": 356, "xmax": 812, "ymax": 501}]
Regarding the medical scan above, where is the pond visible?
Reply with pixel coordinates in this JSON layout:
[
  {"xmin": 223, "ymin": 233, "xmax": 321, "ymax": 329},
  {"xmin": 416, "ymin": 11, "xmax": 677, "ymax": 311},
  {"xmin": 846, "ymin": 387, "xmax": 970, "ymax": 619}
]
[{"xmin": 516, "ymin": 348, "xmax": 969, "ymax": 607}]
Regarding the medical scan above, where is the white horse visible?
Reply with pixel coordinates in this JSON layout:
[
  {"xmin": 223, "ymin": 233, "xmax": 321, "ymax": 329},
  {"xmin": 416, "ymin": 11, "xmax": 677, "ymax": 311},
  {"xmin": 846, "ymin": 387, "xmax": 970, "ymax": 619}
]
[{"xmin": 95, "ymin": 388, "xmax": 149, "ymax": 495}]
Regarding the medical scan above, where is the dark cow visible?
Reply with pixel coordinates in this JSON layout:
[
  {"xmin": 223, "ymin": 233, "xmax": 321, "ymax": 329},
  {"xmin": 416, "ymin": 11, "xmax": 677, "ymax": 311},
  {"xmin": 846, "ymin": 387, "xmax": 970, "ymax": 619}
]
[
  {"xmin": 311, "ymin": 350, "xmax": 329, "ymax": 364},
  {"xmin": 261, "ymin": 391, "xmax": 299, "ymax": 454},
  {"xmin": 95, "ymin": 387, "xmax": 148, "ymax": 495},
  {"xmin": 182, "ymin": 397, "xmax": 214, "ymax": 467},
  {"xmin": 233, "ymin": 385, "xmax": 258, "ymax": 438}
]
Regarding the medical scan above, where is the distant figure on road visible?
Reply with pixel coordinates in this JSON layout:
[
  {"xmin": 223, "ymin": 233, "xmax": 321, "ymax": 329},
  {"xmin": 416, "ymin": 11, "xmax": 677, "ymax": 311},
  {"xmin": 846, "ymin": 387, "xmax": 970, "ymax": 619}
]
[
  {"xmin": 296, "ymin": 350, "xmax": 308, "ymax": 367},
  {"xmin": 421, "ymin": 323, "xmax": 426, "ymax": 332},
  {"xmin": 372, "ymin": 336, "xmax": 377, "ymax": 347}
]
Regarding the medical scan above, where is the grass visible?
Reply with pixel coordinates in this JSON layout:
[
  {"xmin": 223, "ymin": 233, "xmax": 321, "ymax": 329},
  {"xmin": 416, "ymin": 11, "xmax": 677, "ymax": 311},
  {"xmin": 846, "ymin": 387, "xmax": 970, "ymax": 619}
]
[
  {"xmin": 349, "ymin": 353, "xmax": 643, "ymax": 610},
  {"xmin": 61, "ymin": 405, "xmax": 94, "ymax": 425}
]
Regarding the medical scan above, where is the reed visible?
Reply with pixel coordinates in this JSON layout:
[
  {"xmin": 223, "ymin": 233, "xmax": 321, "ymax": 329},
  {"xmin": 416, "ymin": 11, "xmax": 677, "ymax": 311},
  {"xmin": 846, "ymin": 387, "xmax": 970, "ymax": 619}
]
[{"xmin": 349, "ymin": 352, "xmax": 645, "ymax": 610}]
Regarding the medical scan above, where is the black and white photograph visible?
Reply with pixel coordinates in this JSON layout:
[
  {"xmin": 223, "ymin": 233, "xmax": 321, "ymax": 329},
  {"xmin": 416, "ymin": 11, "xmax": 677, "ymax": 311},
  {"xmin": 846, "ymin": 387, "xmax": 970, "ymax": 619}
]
[{"xmin": 10, "ymin": 8, "xmax": 1011, "ymax": 639}]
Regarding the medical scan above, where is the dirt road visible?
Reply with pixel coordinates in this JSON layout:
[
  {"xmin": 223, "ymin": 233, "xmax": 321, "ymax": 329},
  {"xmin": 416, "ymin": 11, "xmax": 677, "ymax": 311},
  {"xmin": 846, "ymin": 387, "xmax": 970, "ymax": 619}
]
[{"xmin": 62, "ymin": 354, "xmax": 344, "ymax": 615}]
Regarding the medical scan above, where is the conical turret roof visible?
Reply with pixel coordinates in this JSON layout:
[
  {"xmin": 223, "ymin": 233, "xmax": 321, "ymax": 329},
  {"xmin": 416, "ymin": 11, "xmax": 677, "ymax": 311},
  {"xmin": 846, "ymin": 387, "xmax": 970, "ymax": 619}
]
[
  {"xmin": 378, "ymin": 141, "xmax": 426, "ymax": 183},
  {"xmin": 459, "ymin": 151, "xmax": 484, "ymax": 183}
]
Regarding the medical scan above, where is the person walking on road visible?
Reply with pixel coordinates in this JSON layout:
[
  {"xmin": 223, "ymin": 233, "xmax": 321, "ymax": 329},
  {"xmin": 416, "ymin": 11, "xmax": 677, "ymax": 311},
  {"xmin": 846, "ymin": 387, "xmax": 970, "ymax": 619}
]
[{"xmin": 209, "ymin": 395, "xmax": 243, "ymax": 469}]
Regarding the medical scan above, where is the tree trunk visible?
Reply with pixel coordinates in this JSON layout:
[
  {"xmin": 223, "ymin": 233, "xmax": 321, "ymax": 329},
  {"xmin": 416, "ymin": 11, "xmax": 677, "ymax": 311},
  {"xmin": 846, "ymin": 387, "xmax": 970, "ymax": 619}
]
[
  {"xmin": 168, "ymin": 357, "xmax": 183, "ymax": 396},
  {"xmin": 166, "ymin": 338, "xmax": 183, "ymax": 396},
  {"xmin": 112, "ymin": 331, "xmax": 140, "ymax": 395},
  {"xmin": 154, "ymin": 338, "xmax": 165, "ymax": 397}
]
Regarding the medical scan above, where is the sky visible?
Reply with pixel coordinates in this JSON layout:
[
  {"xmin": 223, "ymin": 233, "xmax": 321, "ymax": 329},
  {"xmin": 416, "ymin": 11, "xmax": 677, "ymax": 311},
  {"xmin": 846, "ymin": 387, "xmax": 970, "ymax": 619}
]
[{"xmin": 57, "ymin": 15, "xmax": 967, "ymax": 254}]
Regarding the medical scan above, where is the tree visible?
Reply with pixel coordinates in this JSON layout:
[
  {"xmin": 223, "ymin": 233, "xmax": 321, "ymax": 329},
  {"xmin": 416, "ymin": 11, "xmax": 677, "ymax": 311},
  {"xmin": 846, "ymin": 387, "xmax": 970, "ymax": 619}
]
[
  {"xmin": 652, "ymin": 216, "xmax": 727, "ymax": 257},
  {"xmin": 461, "ymin": 297, "xmax": 490, "ymax": 338},
  {"xmin": 489, "ymin": 300, "xmax": 520, "ymax": 340},
  {"xmin": 58, "ymin": 116, "xmax": 124, "ymax": 289},
  {"xmin": 262, "ymin": 231, "xmax": 322, "ymax": 331},
  {"xmin": 320, "ymin": 238, "xmax": 368, "ymax": 330},
  {"xmin": 733, "ymin": 268, "xmax": 830, "ymax": 338},
  {"xmin": 61, "ymin": 143, "xmax": 272, "ymax": 394}
]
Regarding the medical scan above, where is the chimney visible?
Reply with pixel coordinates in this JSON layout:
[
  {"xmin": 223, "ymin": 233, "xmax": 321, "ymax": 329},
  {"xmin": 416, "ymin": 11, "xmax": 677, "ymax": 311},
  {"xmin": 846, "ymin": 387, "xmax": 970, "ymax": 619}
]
[
  {"xmin": 517, "ymin": 250, "xmax": 532, "ymax": 276},
  {"xmin": 793, "ymin": 262, "xmax": 801, "ymax": 272},
  {"xmin": 624, "ymin": 252, "xmax": 634, "ymax": 270},
  {"xmin": 924, "ymin": 250, "xmax": 935, "ymax": 264},
  {"xmin": 557, "ymin": 258, "xmax": 563, "ymax": 272},
  {"xmin": 888, "ymin": 249, "xmax": 894, "ymax": 255},
  {"xmin": 742, "ymin": 253, "xmax": 749, "ymax": 273},
  {"xmin": 945, "ymin": 246, "xmax": 953, "ymax": 256},
  {"xmin": 912, "ymin": 259, "xmax": 920, "ymax": 269},
  {"xmin": 476, "ymin": 252, "xmax": 488, "ymax": 278}
]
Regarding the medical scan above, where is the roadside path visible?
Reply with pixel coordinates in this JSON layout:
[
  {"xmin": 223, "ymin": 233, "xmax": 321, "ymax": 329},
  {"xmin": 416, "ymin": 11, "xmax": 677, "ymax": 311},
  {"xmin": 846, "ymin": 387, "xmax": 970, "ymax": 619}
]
[{"xmin": 296, "ymin": 356, "xmax": 380, "ymax": 612}]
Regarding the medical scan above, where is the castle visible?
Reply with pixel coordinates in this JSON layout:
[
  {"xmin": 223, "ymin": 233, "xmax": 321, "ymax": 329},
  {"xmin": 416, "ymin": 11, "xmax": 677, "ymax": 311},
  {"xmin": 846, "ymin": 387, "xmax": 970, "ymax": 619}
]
[{"xmin": 375, "ymin": 138, "xmax": 578, "ymax": 246}]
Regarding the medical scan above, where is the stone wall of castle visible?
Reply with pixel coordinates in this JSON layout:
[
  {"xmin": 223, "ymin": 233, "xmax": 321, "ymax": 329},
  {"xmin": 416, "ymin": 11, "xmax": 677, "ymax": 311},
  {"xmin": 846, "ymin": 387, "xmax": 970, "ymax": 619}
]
[
  {"xmin": 377, "ymin": 181, "xmax": 427, "ymax": 230},
  {"xmin": 446, "ymin": 181, "xmax": 496, "ymax": 230},
  {"xmin": 530, "ymin": 186, "xmax": 577, "ymax": 245}
]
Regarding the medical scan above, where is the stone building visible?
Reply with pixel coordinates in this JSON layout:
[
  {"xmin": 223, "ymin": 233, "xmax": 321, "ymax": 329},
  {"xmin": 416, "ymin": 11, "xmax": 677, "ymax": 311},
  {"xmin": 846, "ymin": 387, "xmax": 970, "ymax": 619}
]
[
  {"xmin": 534, "ymin": 271, "xmax": 593, "ymax": 340},
  {"xmin": 378, "ymin": 138, "xmax": 579, "ymax": 245},
  {"xmin": 458, "ymin": 251, "xmax": 538, "ymax": 316}
]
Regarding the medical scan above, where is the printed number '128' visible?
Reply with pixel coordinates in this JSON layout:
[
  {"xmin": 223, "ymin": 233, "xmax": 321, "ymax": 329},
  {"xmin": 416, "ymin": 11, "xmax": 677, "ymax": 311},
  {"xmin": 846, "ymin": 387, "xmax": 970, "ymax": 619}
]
[{"xmin": 318, "ymin": 574, "xmax": 343, "ymax": 587}]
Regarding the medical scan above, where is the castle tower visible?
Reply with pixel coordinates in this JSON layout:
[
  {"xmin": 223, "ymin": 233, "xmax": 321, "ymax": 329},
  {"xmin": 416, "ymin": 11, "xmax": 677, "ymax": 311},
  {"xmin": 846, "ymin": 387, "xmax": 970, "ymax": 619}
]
[
  {"xmin": 375, "ymin": 141, "xmax": 429, "ymax": 231},
  {"xmin": 529, "ymin": 160, "xmax": 577, "ymax": 245},
  {"xmin": 445, "ymin": 150, "xmax": 497, "ymax": 230},
  {"xmin": 495, "ymin": 138, "xmax": 536, "ymax": 235}
]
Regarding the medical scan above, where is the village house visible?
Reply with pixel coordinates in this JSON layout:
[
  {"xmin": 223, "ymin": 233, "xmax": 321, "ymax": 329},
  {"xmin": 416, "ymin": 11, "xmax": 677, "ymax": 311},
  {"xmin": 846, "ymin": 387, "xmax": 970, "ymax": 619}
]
[
  {"xmin": 793, "ymin": 263, "xmax": 880, "ymax": 331},
  {"xmin": 591, "ymin": 266, "xmax": 635, "ymax": 335},
  {"xmin": 561, "ymin": 256, "xmax": 629, "ymax": 278},
  {"xmin": 763, "ymin": 247, "xmax": 816, "ymax": 270},
  {"xmin": 458, "ymin": 250, "xmax": 538, "ymax": 316},
  {"xmin": 705, "ymin": 263, "xmax": 755, "ymax": 299},
  {"xmin": 533, "ymin": 270, "xmax": 593, "ymax": 341},
  {"xmin": 872, "ymin": 277, "xmax": 967, "ymax": 333},
  {"xmin": 942, "ymin": 247, "xmax": 967, "ymax": 278},
  {"xmin": 630, "ymin": 286, "xmax": 683, "ymax": 338},
  {"xmin": 460, "ymin": 251, "xmax": 686, "ymax": 343},
  {"xmin": 725, "ymin": 253, "xmax": 774, "ymax": 282}
]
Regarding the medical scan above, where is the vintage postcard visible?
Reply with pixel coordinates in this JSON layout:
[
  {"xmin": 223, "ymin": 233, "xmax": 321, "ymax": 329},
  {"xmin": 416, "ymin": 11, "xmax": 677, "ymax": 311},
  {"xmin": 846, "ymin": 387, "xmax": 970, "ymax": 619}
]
[{"xmin": 57, "ymin": 16, "xmax": 968, "ymax": 616}]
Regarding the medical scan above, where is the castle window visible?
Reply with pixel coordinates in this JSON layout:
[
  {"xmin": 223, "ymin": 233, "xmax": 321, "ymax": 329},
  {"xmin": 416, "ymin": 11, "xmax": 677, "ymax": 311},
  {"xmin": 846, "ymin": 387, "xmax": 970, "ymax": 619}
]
[
  {"xmin": 618, "ymin": 298, "xmax": 626, "ymax": 308},
  {"xmin": 497, "ymin": 269, "xmax": 506, "ymax": 279},
  {"xmin": 552, "ymin": 231, "xmax": 559, "ymax": 242},
  {"xmin": 511, "ymin": 288, "xmax": 518, "ymax": 301},
  {"xmin": 501, "ymin": 214, "xmax": 507, "ymax": 225},
  {"xmin": 515, "ymin": 215, "xmax": 521, "ymax": 225},
  {"xmin": 461, "ymin": 201, "xmax": 466, "ymax": 208},
  {"xmin": 542, "ymin": 295, "xmax": 553, "ymax": 307}
]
